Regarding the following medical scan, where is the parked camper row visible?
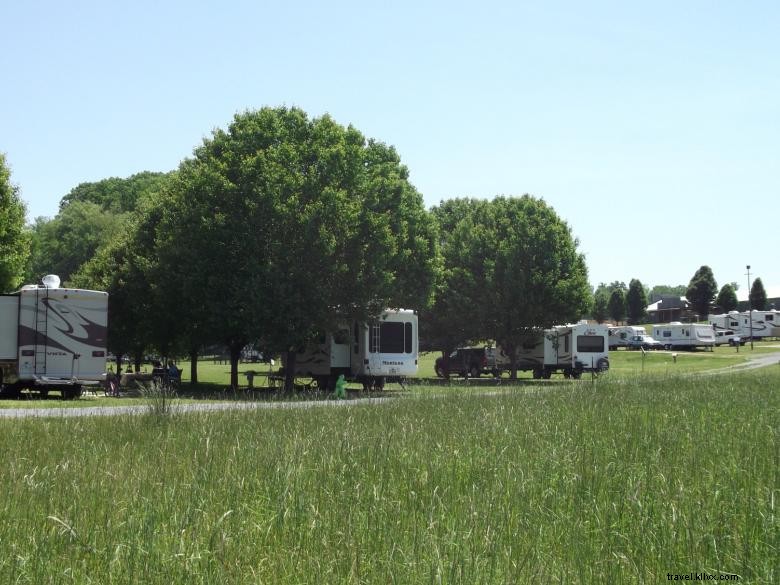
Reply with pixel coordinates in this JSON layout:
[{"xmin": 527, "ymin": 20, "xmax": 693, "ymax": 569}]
[
  {"xmin": 0, "ymin": 276, "xmax": 108, "ymax": 398},
  {"xmin": 709, "ymin": 310, "xmax": 780, "ymax": 341}
]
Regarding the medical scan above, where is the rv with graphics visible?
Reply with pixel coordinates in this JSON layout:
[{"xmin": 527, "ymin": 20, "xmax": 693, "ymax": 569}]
[
  {"xmin": 0, "ymin": 276, "xmax": 108, "ymax": 398},
  {"xmin": 498, "ymin": 323, "xmax": 610, "ymax": 379},
  {"xmin": 651, "ymin": 322, "xmax": 715, "ymax": 350},
  {"xmin": 740, "ymin": 310, "xmax": 780, "ymax": 339},
  {"xmin": 608, "ymin": 326, "xmax": 663, "ymax": 350},
  {"xmin": 286, "ymin": 309, "xmax": 418, "ymax": 390},
  {"xmin": 709, "ymin": 310, "xmax": 780, "ymax": 340}
]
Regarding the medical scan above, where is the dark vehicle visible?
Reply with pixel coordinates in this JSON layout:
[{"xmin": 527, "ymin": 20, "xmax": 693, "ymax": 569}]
[{"xmin": 434, "ymin": 347, "xmax": 501, "ymax": 378}]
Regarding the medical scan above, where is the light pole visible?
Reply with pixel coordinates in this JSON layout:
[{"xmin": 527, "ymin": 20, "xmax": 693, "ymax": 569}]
[{"xmin": 746, "ymin": 265, "xmax": 754, "ymax": 350}]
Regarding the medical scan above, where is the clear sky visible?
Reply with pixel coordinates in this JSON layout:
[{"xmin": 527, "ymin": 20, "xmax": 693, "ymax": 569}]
[{"xmin": 2, "ymin": 0, "xmax": 778, "ymax": 297}]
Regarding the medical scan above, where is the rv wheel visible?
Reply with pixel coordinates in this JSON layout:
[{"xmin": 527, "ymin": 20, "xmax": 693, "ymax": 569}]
[
  {"xmin": 571, "ymin": 371, "xmax": 582, "ymax": 379},
  {"xmin": 469, "ymin": 365, "xmax": 480, "ymax": 378},
  {"xmin": 664, "ymin": 344, "xmax": 672, "ymax": 351},
  {"xmin": 533, "ymin": 369, "xmax": 542, "ymax": 379}
]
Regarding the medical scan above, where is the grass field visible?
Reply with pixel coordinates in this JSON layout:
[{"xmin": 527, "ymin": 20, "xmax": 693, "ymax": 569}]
[{"xmin": 0, "ymin": 367, "xmax": 778, "ymax": 583}]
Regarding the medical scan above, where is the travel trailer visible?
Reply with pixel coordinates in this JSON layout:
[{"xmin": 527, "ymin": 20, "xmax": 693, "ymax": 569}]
[
  {"xmin": 289, "ymin": 309, "xmax": 418, "ymax": 390},
  {"xmin": 651, "ymin": 322, "xmax": 715, "ymax": 350},
  {"xmin": 0, "ymin": 276, "xmax": 108, "ymax": 398},
  {"xmin": 710, "ymin": 310, "xmax": 780, "ymax": 340},
  {"xmin": 740, "ymin": 310, "xmax": 780, "ymax": 339},
  {"xmin": 608, "ymin": 326, "xmax": 663, "ymax": 350},
  {"xmin": 540, "ymin": 323, "xmax": 610, "ymax": 378},
  {"xmin": 498, "ymin": 323, "xmax": 610, "ymax": 379}
]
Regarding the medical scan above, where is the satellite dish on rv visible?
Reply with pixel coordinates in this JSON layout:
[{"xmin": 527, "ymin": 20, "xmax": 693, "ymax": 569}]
[{"xmin": 41, "ymin": 274, "xmax": 61, "ymax": 289}]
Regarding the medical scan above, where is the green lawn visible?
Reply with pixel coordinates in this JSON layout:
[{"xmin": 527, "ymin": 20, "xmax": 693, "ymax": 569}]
[{"xmin": 0, "ymin": 370, "xmax": 776, "ymax": 583}]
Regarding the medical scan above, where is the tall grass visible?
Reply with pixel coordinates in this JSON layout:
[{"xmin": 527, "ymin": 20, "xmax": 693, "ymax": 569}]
[{"xmin": 0, "ymin": 371, "xmax": 777, "ymax": 583}]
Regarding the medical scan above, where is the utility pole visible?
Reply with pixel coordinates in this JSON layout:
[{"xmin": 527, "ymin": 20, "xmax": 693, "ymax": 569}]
[{"xmin": 746, "ymin": 265, "xmax": 754, "ymax": 350}]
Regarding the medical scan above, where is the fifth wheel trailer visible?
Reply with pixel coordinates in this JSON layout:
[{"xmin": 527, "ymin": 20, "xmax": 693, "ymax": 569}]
[
  {"xmin": 0, "ymin": 276, "xmax": 108, "ymax": 398},
  {"xmin": 497, "ymin": 323, "xmax": 610, "ymax": 379},
  {"xmin": 286, "ymin": 309, "xmax": 418, "ymax": 390}
]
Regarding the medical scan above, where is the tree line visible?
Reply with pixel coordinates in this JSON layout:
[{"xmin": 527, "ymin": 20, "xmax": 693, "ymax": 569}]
[
  {"xmin": 591, "ymin": 269, "xmax": 769, "ymax": 325},
  {"xmin": 0, "ymin": 107, "xmax": 771, "ymax": 387}
]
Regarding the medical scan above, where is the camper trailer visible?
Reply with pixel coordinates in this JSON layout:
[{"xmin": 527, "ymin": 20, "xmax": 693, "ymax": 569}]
[
  {"xmin": 739, "ymin": 310, "xmax": 780, "ymax": 340},
  {"xmin": 289, "ymin": 309, "xmax": 418, "ymax": 390},
  {"xmin": 711, "ymin": 310, "xmax": 780, "ymax": 340},
  {"xmin": 651, "ymin": 322, "xmax": 715, "ymax": 350},
  {"xmin": 539, "ymin": 323, "xmax": 610, "ymax": 378},
  {"xmin": 708, "ymin": 311, "xmax": 745, "ymax": 345},
  {"xmin": 0, "ymin": 276, "xmax": 108, "ymax": 398},
  {"xmin": 498, "ymin": 323, "xmax": 610, "ymax": 379},
  {"xmin": 608, "ymin": 326, "xmax": 663, "ymax": 350}
]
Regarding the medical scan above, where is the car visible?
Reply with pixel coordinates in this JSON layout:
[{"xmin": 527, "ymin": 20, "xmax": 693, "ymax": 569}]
[
  {"xmin": 434, "ymin": 346, "xmax": 501, "ymax": 378},
  {"xmin": 624, "ymin": 334, "xmax": 664, "ymax": 351}
]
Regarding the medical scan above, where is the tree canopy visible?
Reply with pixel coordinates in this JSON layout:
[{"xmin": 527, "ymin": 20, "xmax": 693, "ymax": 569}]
[
  {"xmin": 749, "ymin": 278, "xmax": 768, "ymax": 311},
  {"xmin": 686, "ymin": 265, "xmax": 718, "ymax": 318},
  {"xmin": 150, "ymin": 107, "xmax": 439, "ymax": 388},
  {"xmin": 716, "ymin": 283, "xmax": 738, "ymax": 313},
  {"xmin": 607, "ymin": 288, "xmax": 626, "ymax": 324},
  {"xmin": 626, "ymin": 278, "xmax": 647, "ymax": 324},
  {"xmin": 0, "ymin": 153, "xmax": 30, "ymax": 293},
  {"xmin": 427, "ymin": 196, "xmax": 591, "ymax": 377}
]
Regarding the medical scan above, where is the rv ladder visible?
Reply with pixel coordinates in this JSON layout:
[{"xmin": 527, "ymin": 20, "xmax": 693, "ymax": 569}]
[{"xmin": 33, "ymin": 287, "xmax": 49, "ymax": 375}]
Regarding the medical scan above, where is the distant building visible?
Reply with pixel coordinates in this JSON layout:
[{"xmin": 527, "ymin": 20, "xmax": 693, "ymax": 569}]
[{"xmin": 646, "ymin": 295, "xmax": 696, "ymax": 323}]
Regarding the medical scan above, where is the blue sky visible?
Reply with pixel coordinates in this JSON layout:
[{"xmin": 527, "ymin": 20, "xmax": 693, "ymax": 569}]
[{"xmin": 2, "ymin": 0, "xmax": 778, "ymax": 297}]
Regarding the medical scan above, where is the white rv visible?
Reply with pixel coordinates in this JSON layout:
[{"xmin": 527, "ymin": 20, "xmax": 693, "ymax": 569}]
[
  {"xmin": 739, "ymin": 310, "xmax": 780, "ymax": 340},
  {"xmin": 0, "ymin": 276, "xmax": 108, "ymax": 398},
  {"xmin": 500, "ymin": 323, "xmax": 610, "ymax": 379},
  {"xmin": 608, "ymin": 325, "xmax": 663, "ymax": 350},
  {"xmin": 651, "ymin": 322, "xmax": 715, "ymax": 350},
  {"xmin": 709, "ymin": 311, "xmax": 744, "ymax": 336},
  {"xmin": 540, "ymin": 323, "xmax": 610, "ymax": 378},
  {"xmin": 289, "ymin": 309, "xmax": 418, "ymax": 390}
]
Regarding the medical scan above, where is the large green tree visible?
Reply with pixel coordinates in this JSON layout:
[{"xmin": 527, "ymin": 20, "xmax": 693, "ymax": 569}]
[
  {"xmin": 626, "ymin": 278, "xmax": 648, "ymax": 324},
  {"xmin": 716, "ymin": 283, "xmax": 738, "ymax": 312},
  {"xmin": 686, "ymin": 265, "xmax": 718, "ymax": 319},
  {"xmin": 421, "ymin": 199, "xmax": 491, "ymax": 376},
  {"xmin": 430, "ymin": 196, "xmax": 591, "ymax": 378},
  {"xmin": 0, "ymin": 153, "xmax": 30, "ymax": 292},
  {"xmin": 749, "ymin": 278, "xmax": 768, "ymax": 311},
  {"xmin": 591, "ymin": 290, "xmax": 609, "ymax": 324},
  {"xmin": 27, "ymin": 201, "xmax": 121, "ymax": 284},
  {"xmin": 59, "ymin": 171, "xmax": 171, "ymax": 214},
  {"xmin": 154, "ymin": 107, "xmax": 439, "ymax": 389},
  {"xmin": 608, "ymin": 288, "xmax": 626, "ymax": 324},
  {"xmin": 27, "ymin": 172, "xmax": 172, "ymax": 285}
]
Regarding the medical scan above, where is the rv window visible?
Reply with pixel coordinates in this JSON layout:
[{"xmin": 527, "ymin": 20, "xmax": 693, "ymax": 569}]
[
  {"xmin": 379, "ymin": 322, "xmax": 405, "ymax": 353},
  {"xmin": 564, "ymin": 334, "xmax": 569, "ymax": 353},
  {"xmin": 766, "ymin": 315, "xmax": 774, "ymax": 321},
  {"xmin": 405, "ymin": 322, "xmax": 413, "ymax": 353},
  {"xmin": 662, "ymin": 331, "xmax": 672, "ymax": 337},
  {"xmin": 729, "ymin": 321, "xmax": 738, "ymax": 327},
  {"xmin": 577, "ymin": 335, "xmax": 604, "ymax": 352}
]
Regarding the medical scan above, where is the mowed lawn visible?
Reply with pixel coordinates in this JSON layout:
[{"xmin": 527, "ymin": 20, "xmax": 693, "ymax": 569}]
[{"xmin": 0, "ymin": 370, "xmax": 777, "ymax": 583}]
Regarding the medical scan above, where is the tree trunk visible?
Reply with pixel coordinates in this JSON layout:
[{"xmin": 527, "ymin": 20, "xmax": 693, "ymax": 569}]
[
  {"xmin": 505, "ymin": 342, "xmax": 518, "ymax": 380},
  {"xmin": 229, "ymin": 343, "xmax": 242, "ymax": 390},
  {"xmin": 189, "ymin": 349, "xmax": 198, "ymax": 385},
  {"xmin": 284, "ymin": 350, "xmax": 297, "ymax": 393}
]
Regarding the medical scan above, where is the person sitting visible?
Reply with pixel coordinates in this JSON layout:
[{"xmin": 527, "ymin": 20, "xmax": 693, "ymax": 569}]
[{"xmin": 167, "ymin": 361, "xmax": 180, "ymax": 382}]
